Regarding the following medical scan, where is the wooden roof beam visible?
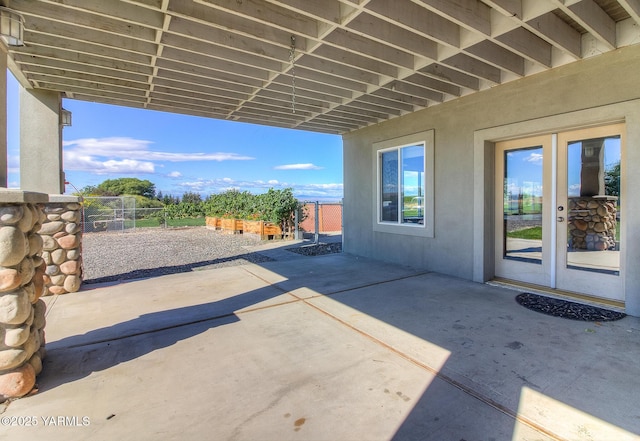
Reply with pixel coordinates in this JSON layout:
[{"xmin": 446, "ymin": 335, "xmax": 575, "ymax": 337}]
[
  {"xmin": 549, "ymin": 0, "xmax": 617, "ymax": 50},
  {"xmin": 372, "ymin": 88, "xmax": 430, "ymax": 108},
  {"xmin": 295, "ymin": 55, "xmax": 381, "ymax": 87},
  {"xmin": 465, "ymin": 39, "xmax": 525, "ymax": 74},
  {"xmin": 21, "ymin": 32, "xmax": 153, "ymax": 65},
  {"xmin": 495, "ymin": 26, "xmax": 552, "ymax": 67},
  {"xmin": 419, "ymin": 63, "xmax": 480, "ymax": 90},
  {"xmin": 382, "ymin": 80, "xmax": 444, "ymax": 103},
  {"xmin": 413, "ymin": 0, "xmax": 492, "ymax": 35},
  {"xmin": 169, "ymin": 1, "xmax": 306, "ymax": 50},
  {"xmin": 24, "ymin": 16, "xmax": 157, "ymax": 56},
  {"xmin": 311, "ymin": 45, "xmax": 399, "ymax": 78},
  {"xmin": 618, "ymin": 0, "xmax": 640, "ymax": 24},
  {"xmin": 482, "ymin": 0, "xmax": 523, "ymax": 19},
  {"xmin": 402, "ymin": 73, "xmax": 461, "ymax": 96},
  {"xmin": 323, "ymin": 28, "xmax": 415, "ymax": 69},
  {"xmin": 165, "ymin": 18, "xmax": 291, "ymax": 64},
  {"xmin": 525, "ymin": 11, "xmax": 582, "ymax": 58},
  {"xmin": 439, "ymin": 52, "xmax": 502, "ymax": 83},
  {"xmin": 194, "ymin": 0, "xmax": 320, "ymax": 38},
  {"xmin": 365, "ymin": 0, "xmax": 460, "ymax": 47},
  {"xmin": 346, "ymin": 12, "xmax": 439, "ymax": 60}
]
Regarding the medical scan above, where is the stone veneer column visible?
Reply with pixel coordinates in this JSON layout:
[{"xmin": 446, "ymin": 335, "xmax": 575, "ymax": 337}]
[
  {"xmin": 0, "ymin": 190, "xmax": 48, "ymax": 402},
  {"xmin": 568, "ymin": 196, "xmax": 618, "ymax": 251},
  {"xmin": 39, "ymin": 195, "xmax": 83, "ymax": 295}
]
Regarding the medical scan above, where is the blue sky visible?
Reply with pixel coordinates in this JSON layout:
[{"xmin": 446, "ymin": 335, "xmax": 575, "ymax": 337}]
[
  {"xmin": 6, "ymin": 73, "xmax": 344, "ymax": 201},
  {"xmin": 505, "ymin": 137, "xmax": 620, "ymax": 199}
]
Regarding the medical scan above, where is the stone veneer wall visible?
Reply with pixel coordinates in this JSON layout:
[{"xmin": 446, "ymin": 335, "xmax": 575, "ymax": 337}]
[
  {"xmin": 39, "ymin": 196, "xmax": 83, "ymax": 295},
  {"xmin": 0, "ymin": 191, "xmax": 48, "ymax": 401},
  {"xmin": 568, "ymin": 196, "xmax": 618, "ymax": 251}
]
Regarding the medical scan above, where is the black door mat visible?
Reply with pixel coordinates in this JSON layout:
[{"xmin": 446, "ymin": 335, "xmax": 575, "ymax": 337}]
[{"xmin": 516, "ymin": 293, "xmax": 626, "ymax": 321}]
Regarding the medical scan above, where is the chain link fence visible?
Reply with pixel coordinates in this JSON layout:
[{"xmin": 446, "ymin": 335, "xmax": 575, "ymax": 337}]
[
  {"xmin": 298, "ymin": 201, "xmax": 343, "ymax": 243},
  {"xmin": 83, "ymin": 197, "xmax": 344, "ymax": 240},
  {"xmin": 83, "ymin": 196, "xmax": 131, "ymax": 233},
  {"xmin": 82, "ymin": 197, "xmax": 168, "ymax": 233}
]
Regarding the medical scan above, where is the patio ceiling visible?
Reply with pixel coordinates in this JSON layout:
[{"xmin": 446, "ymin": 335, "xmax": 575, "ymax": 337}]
[{"xmin": 4, "ymin": 0, "xmax": 640, "ymax": 135}]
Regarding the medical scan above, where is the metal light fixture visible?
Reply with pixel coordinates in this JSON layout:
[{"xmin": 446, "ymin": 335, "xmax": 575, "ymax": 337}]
[
  {"xmin": 60, "ymin": 108, "xmax": 72, "ymax": 127},
  {"xmin": 0, "ymin": 7, "xmax": 24, "ymax": 47}
]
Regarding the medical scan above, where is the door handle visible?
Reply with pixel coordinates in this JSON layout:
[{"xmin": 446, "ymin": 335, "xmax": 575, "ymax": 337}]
[{"xmin": 557, "ymin": 216, "xmax": 565, "ymax": 222}]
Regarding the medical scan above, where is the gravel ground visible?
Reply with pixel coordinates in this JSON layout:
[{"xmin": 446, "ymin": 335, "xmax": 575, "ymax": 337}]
[
  {"xmin": 82, "ymin": 227, "xmax": 341, "ymax": 284},
  {"xmin": 82, "ymin": 227, "xmax": 276, "ymax": 284},
  {"xmin": 287, "ymin": 242, "xmax": 342, "ymax": 256}
]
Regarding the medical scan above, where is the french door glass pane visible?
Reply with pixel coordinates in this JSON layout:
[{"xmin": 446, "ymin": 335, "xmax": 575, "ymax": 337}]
[
  {"xmin": 401, "ymin": 145, "xmax": 425, "ymax": 224},
  {"xmin": 381, "ymin": 150, "xmax": 398, "ymax": 222},
  {"xmin": 566, "ymin": 136, "xmax": 620, "ymax": 275},
  {"xmin": 503, "ymin": 147, "xmax": 543, "ymax": 263}
]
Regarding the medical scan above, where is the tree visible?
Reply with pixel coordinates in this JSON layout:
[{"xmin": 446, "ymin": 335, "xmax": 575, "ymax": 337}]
[
  {"xmin": 604, "ymin": 162, "xmax": 620, "ymax": 197},
  {"xmin": 164, "ymin": 194, "xmax": 180, "ymax": 205},
  {"xmin": 95, "ymin": 178, "xmax": 156, "ymax": 198},
  {"xmin": 79, "ymin": 185, "xmax": 99, "ymax": 195},
  {"xmin": 181, "ymin": 191, "xmax": 203, "ymax": 204}
]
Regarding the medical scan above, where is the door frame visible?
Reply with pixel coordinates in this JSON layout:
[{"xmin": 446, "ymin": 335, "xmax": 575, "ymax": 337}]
[
  {"xmin": 554, "ymin": 123, "xmax": 625, "ymax": 299},
  {"xmin": 494, "ymin": 135, "xmax": 552, "ymax": 286},
  {"xmin": 492, "ymin": 124, "xmax": 624, "ymax": 301},
  {"xmin": 472, "ymin": 102, "xmax": 639, "ymax": 297}
]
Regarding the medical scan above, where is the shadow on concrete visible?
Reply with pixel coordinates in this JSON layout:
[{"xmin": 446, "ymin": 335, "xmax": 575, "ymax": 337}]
[
  {"xmin": 322, "ymin": 271, "xmax": 640, "ymax": 439},
  {"xmin": 40, "ymin": 283, "xmax": 286, "ymax": 392},
  {"xmin": 40, "ymin": 253, "xmax": 640, "ymax": 439},
  {"xmin": 82, "ymin": 252, "xmax": 276, "ymax": 285}
]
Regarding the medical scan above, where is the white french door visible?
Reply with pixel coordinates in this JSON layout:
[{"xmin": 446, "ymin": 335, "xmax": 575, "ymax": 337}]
[{"xmin": 495, "ymin": 124, "xmax": 624, "ymax": 302}]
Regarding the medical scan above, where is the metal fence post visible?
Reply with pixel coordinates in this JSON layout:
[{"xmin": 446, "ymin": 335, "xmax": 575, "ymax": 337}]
[
  {"xmin": 341, "ymin": 198, "xmax": 344, "ymax": 250},
  {"xmin": 314, "ymin": 201, "xmax": 319, "ymax": 245},
  {"xmin": 120, "ymin": 197, "xmax": 125, "ymax": 233}
]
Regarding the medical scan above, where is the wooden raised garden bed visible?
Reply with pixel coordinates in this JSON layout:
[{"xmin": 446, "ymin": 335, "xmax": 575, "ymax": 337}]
[
  {"xmin": 221, "ymin": 218, "xmax": 244, "ymax": 234},
  {"xmin": 205, "ymin": 216, "xmax": 222, "ymax": 229},
  {"xmin": 206, "ymin": 217, "xmax": 283, "ymax": 239},
  {"xmin": 243, "ymin": 220, "xmax": 282, "ymax": 240}
]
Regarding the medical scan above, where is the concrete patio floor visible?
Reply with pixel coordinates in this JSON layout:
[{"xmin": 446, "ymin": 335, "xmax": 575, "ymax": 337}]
[{"xmin": 1, "ymin": 246, "xmax": 639, "ymax": 440}]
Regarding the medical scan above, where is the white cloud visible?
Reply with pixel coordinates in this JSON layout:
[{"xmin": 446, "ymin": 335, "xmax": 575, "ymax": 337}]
[
  {"xmin": 569, "ymin": 183, "xmax": 581, "ymax": 197},
  {"xmin": 274, "ymin": 163, "xmax": 323, "ymax": 170},
  {"xmin": 168, "ymin": 171, "xmax": 182, "ymax": 178},
  {"xmin": 300, "ymin": 183, "xmax": 343, "ymax": 190},
  {"xmin": 525, "ymin": 153, "xmax": 543, "ymax": 164},
  {"xmin": 65, "ymin": 149, "xmax": 155, "ymax": 174},
  {"xmin": 175, "ymin": 178, "xmax": 343, "ymax": 199},
  {"xmin": 7, "ymin": 154, "xmax": 19, "ymax": 168},
  {"xmin": 63, "ymin": 137, "xmax": 255, "ymax": 174}
]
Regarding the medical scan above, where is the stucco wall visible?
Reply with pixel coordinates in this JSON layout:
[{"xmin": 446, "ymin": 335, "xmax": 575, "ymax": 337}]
[{"xmin": 343, "ymin": 45, "xmax": 640, "ymax": 287}]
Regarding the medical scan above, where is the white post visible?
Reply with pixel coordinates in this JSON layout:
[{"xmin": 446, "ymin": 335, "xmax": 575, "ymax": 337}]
[
  {"xmin": 19, "ymin": 89, "xmax": 64, "ymax": 194},
  {"xmin": 314, "ymin": 201, "xmax": 319, "ymax": 244}
]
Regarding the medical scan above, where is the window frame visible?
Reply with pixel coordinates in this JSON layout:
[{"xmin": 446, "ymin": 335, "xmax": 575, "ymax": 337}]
[{"xmin": 373, "ymin": 130, "xmax": 435, "ymax": 238}]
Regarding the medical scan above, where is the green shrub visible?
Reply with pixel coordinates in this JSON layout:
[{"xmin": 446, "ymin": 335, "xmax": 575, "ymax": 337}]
[
  {"xmin": 204, "ymin": 189, "xmax": 255, "ymax": 219},
  {"xmin": 165, "ymin": 202, "xmax": 206, "ymax": 219},
  {"xmin": 204, "ymin": 188, "xmax": 302, "ymax": 233}
]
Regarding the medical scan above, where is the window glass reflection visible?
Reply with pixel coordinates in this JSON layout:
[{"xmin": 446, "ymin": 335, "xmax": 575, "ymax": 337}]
[
  {"xmin": 503, "ymin": 147, "xmax": 543, "ymax": 264},
  {"xmin": 566, "ymin": 136, "xmax": 620, "ymax": 275},
  {"xmin": 381, "ymin": 150, "xmax": 398, "ymax": 222},
  {"xmin": 380, "ymin": 145, "xmax": 425, "ymax": 225},
  {"xmin": 401, "ymin": 145, "xmax": 425, "ymax": 224}
]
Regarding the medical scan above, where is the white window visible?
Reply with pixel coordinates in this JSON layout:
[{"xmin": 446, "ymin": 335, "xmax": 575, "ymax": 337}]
[{"xmin": 374, "ymin": 130, "xmax": 434, "ymax": 237}]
